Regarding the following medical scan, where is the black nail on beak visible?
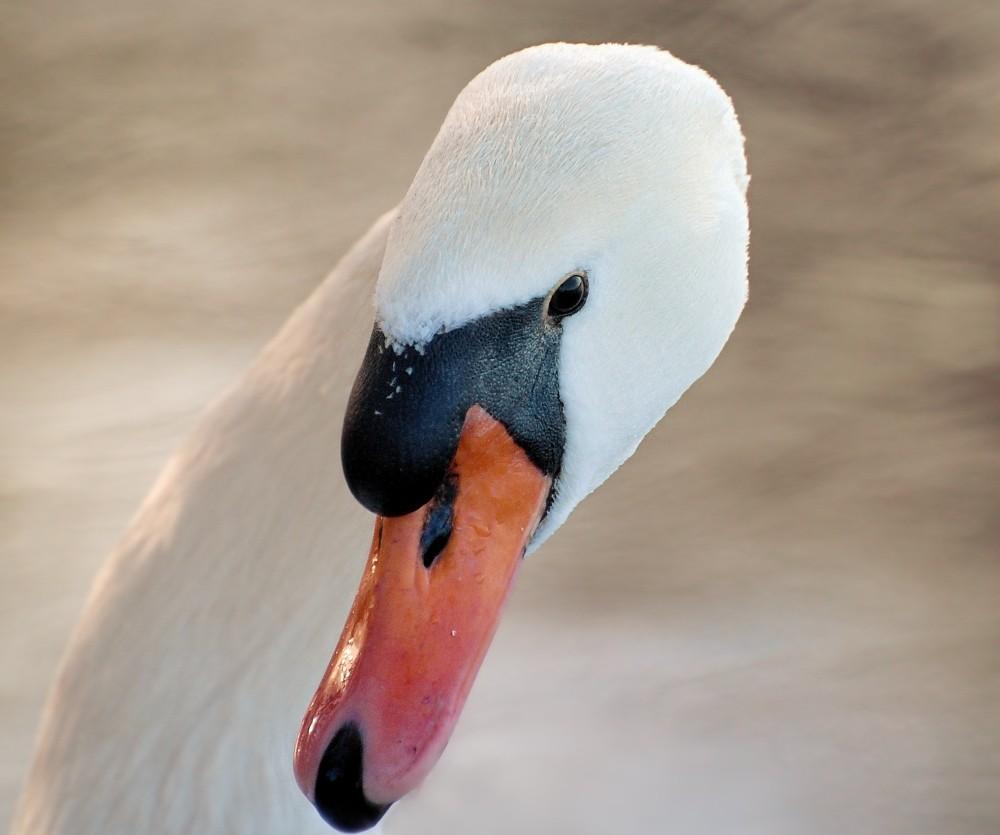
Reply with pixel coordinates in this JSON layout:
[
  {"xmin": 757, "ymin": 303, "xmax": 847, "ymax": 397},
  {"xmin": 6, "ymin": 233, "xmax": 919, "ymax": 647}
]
[{"xmin": 314, "ymin": 723, "xmax": 391, "ymax": 833}]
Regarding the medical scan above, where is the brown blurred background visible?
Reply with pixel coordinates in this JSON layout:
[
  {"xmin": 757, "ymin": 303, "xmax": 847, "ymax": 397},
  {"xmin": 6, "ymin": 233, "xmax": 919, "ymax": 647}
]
[{"xmin": 1, "ymin": 1, "xmax": 998, "ymax": 833}]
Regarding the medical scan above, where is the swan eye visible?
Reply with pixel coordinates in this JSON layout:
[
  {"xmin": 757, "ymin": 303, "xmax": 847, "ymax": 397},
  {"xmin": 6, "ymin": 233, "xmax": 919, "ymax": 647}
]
[{"xmin": 547, "ymin": 273, "xmax": 588, "ymax": 319}]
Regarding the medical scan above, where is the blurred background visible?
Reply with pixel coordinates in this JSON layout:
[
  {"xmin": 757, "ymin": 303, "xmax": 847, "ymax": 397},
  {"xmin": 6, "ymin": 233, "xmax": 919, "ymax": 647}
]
[{"xmin": 1, "ymin": 1, "xmax": 998, "ymax": 833}]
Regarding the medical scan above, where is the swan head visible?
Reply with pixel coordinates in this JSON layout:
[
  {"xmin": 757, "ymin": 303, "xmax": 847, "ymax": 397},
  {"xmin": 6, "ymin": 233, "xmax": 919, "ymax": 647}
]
[{"xmin": 295, "ymin": 42, "xmax": 748, "ymax": 831}]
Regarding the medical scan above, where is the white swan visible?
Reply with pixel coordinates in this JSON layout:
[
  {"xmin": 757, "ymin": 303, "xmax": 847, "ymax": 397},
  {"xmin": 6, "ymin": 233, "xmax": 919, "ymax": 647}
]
[{"xmin": 12, "ymin": 43, "xmax": 748, "ymax": 835}]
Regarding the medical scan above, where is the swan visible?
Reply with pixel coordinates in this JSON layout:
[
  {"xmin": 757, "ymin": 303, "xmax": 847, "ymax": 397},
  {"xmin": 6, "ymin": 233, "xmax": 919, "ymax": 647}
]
[{"xmin": 12, "ymin": 42, "xmax": 748, "ymax": 835}]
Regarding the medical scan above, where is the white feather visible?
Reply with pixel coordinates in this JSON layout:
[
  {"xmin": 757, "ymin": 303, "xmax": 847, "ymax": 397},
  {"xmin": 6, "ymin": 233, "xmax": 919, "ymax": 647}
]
[
  {"xmin": 376, "ymin": 43, "xmax": 748, "ymax": 545},
  {"xmin": 13, "ymin": 43, "xmax": 748, "ymax": 834}
]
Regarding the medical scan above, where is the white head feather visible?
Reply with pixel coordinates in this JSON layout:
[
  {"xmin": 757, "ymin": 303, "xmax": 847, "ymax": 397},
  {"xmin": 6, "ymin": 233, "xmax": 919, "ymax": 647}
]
[{"xmin": 376, "ymin": 43, "xmax": 749, "ymax": 546}]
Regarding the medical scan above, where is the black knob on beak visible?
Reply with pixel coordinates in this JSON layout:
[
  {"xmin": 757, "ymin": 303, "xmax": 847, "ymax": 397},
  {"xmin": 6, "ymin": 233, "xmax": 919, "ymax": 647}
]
[{"xmin": 341, "ymin": 301, "xmax": 567, "ymax": 518}]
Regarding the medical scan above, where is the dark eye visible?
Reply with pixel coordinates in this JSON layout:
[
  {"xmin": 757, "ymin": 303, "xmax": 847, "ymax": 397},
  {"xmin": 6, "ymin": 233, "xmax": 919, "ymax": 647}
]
[{"xmin": 547, "ymin": 273, "xmax": 588, "ymax": 319}]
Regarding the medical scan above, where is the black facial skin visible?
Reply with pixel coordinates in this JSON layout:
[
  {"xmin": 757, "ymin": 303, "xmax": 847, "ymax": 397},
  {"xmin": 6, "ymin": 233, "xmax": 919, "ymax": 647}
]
[{"xmin": 341, "ymin": 296, "xmax": 567, "ymax": 519}]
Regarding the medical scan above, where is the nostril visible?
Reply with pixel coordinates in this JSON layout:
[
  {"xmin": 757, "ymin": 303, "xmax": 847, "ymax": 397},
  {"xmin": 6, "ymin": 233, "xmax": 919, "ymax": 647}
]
[
  {"xmin": 419, "ymin": 473, "xmax": 458, "ymax": 569},
  {"xmin": 313, "ymin": 723, "xmax": 391, "ymax": 833}
]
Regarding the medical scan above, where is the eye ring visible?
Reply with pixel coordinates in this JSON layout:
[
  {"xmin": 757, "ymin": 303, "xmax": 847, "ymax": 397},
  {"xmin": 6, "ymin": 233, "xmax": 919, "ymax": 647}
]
[{"xmin": 547, "ymin": 272, "xmax": 589, "ymax": 319}]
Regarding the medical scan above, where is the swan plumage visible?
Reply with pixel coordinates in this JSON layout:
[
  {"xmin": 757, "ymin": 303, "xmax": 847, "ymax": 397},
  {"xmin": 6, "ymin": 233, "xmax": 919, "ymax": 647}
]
[{"xmin": 13, "ymin": 42, "xmax": 747, "ymax": 835}]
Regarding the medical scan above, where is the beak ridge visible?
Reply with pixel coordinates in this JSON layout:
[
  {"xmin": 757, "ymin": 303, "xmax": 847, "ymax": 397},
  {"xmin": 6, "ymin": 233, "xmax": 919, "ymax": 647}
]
[{"xmin": 296, "ymin": 406, "xmax": 551, "ymax": 829}]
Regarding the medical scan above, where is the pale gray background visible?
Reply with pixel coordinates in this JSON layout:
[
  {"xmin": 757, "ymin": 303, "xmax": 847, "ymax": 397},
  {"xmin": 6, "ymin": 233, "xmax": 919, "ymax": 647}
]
[{"xmin": 2, "ymin": 1, "xmax": 998, "ymax": 833}]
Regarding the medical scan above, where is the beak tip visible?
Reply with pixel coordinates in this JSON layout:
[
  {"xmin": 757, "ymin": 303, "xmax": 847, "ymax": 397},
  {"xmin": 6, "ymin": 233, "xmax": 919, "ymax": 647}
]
[{"xmin": 313, "ymin": 723, "xmax": 392, "ymax": 833}]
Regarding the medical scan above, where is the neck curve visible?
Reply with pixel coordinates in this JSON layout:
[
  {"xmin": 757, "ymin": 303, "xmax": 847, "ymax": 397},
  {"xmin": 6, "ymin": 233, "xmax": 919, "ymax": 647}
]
[{"xmin": 12, "ymin": 211, "xmax": 396, "ymax": 835}]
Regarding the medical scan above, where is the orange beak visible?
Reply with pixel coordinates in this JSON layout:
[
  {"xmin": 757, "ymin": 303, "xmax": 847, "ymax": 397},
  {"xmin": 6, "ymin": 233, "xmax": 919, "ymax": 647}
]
[{"xmin": 294, "ymin": 405, "xmax": 551, "ymax": 831}]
